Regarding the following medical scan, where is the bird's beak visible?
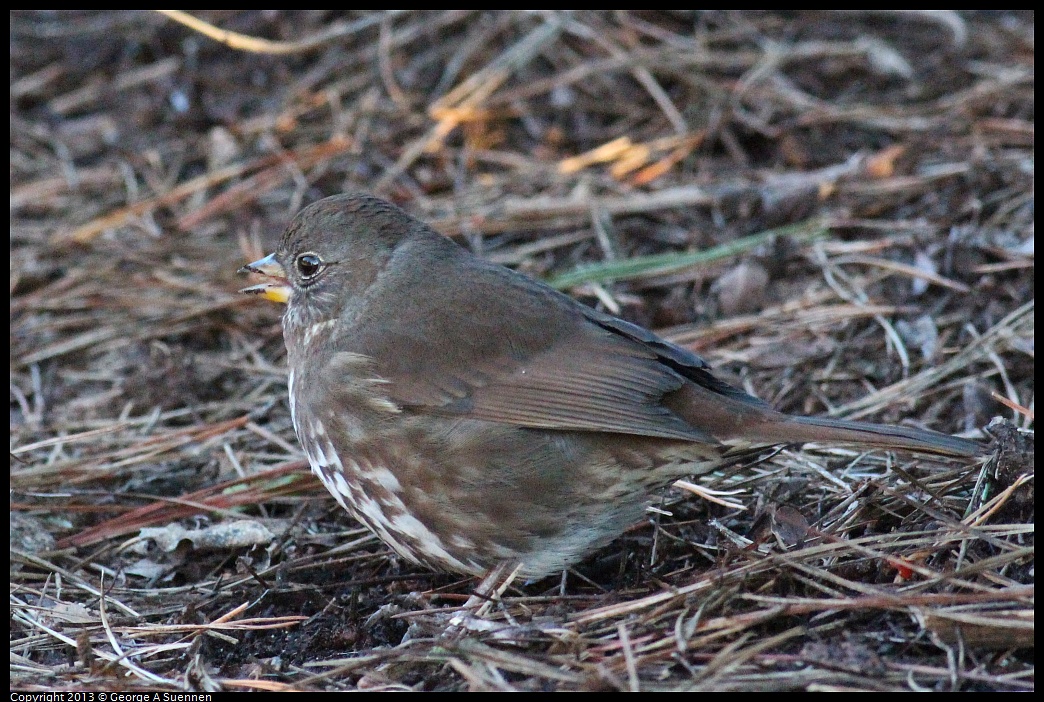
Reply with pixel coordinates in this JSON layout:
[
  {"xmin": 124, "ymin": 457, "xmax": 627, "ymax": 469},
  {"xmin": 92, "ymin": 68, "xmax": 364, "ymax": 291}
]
[{"xmin": 238, "ymin": 253, "xmax": 291, "ymax": 304}]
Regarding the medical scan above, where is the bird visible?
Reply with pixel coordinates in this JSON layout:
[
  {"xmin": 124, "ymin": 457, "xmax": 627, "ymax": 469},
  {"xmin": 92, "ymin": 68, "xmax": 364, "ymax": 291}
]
[{"xmin": 239, "ymin": 193, "xmax": 982, "ymax": 578}]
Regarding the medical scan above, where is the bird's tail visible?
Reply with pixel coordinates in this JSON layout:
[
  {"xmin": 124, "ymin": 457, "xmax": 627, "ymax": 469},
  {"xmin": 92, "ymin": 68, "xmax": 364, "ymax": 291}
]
[{"xmin": 756, "ymin": 414, "xmax": 982, "ymax": 458}]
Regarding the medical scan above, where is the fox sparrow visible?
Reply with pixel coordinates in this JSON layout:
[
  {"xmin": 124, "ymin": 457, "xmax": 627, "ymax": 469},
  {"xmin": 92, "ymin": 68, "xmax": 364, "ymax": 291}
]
[{"xmin": 240, "ymin": 193, "xmax": 981, "ymax": 578}]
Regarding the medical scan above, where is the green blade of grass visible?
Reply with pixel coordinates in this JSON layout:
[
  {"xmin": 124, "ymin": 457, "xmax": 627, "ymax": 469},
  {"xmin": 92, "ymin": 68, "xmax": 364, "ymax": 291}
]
[{"xmin": 547, "ymin": 218, "xmax": 831, "ymax": 290}]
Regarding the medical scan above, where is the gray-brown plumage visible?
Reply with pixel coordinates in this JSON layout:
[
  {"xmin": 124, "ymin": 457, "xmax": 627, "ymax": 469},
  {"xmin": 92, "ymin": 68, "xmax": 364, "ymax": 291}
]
[{"xmin": 240, "ymin": 193, "xmax": 982, "ymax": 577}]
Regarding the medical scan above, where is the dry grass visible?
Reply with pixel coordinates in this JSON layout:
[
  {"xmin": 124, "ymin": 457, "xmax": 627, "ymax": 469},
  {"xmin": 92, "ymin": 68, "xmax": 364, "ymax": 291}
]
[{"xmin": 11, "ymin": 11, "xmax": 1033, "ymax": 691}]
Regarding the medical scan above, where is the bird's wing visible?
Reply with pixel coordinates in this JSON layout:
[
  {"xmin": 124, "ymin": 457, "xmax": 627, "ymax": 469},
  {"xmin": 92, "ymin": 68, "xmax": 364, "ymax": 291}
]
[{"xmin": 344, "ymin": 254, "xmax": 770, "ymax": 443}]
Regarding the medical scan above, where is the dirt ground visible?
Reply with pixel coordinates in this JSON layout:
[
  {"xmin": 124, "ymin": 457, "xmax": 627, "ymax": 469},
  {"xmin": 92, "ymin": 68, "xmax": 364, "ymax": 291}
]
[{"xmin": 10, "ymin": 11, "xmax": 1033, "ymax": 692}]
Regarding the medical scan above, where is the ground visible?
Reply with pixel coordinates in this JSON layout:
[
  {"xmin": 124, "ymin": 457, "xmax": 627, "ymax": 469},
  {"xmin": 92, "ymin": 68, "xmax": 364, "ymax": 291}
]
[{"xmin": 10, "ymin": 10, "xmax": 1034, "ymax": 692}]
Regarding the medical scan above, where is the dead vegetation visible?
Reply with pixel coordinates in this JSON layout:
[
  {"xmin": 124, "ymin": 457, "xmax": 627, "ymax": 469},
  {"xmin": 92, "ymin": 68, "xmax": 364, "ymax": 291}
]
[{"xmin": 10, "ymin": 10, "xmax": 1033, "ymax": 692}]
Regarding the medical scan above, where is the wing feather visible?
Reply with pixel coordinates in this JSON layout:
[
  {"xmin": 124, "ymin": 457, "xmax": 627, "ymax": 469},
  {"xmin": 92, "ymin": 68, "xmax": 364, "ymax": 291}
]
[{"xmin": 335, "ymin": 236, "xmax": 763, "ymax": 444}]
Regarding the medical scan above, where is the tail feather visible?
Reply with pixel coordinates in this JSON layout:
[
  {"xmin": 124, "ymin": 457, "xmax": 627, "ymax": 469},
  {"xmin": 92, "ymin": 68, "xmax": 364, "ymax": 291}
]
[{"xmin": 764, "ymin": 415, "xmax": 983, "ymax": 458}]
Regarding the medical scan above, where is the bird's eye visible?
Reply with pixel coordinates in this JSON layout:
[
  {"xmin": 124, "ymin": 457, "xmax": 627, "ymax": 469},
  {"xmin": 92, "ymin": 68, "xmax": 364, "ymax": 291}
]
[{"xmin": 296, "ymin": 253, "xmax": 322, "ymax": 279}]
